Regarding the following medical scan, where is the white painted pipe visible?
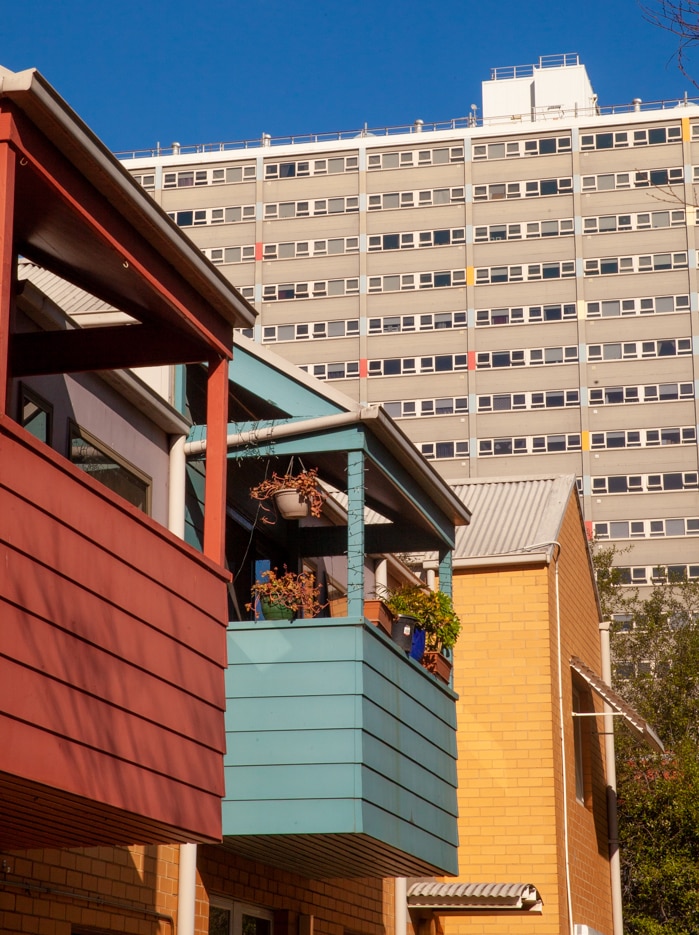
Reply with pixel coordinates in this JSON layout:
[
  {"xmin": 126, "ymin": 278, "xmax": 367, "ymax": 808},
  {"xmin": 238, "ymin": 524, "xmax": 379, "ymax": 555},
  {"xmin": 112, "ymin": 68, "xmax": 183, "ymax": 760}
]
[
  {"xmin": 176, "ymin": 843, "xmax": 197, "ymax": 935},
  {"xmin": 168, "ymin": 435, "xmax": 197, "ymax": 935},
  {"xmin": 395, "ymin": 877, "xmax": 407, "ymax": 935},
  {"xmin": 184, "ymin": 407, "xmax": 380, "ymax": 457},
  {"xmin": 168, "ymin": 434, "xmax": 187, "ymax": 539},
  {"xmin": 599, "ymin": 619, "xmax": 624, "ymax": 935}
]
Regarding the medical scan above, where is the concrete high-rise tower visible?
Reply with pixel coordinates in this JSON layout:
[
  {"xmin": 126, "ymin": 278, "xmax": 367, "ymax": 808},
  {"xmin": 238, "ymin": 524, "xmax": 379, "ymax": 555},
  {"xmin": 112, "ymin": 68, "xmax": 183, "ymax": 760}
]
[{"xmin": 121, "ymin": 54, "xmax": 699, "ymax": 590}]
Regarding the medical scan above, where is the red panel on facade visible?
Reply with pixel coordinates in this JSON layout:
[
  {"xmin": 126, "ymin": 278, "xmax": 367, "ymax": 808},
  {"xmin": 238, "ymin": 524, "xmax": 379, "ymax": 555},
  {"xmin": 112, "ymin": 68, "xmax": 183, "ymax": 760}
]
[{"xmin": 0, "ymin": 418, "xmax": 229, "ymax": 847}]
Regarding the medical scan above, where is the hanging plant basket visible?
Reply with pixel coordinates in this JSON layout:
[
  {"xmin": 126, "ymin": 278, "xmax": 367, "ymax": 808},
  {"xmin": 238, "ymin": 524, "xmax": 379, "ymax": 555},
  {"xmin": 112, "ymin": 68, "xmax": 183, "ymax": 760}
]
[
  {"xmin": 273, "ymin": 488, "xmax": 310, "ymax": 519},
  {"xmin": 249, "ymin": 464, "xmax": 326, "ymax": 524}
]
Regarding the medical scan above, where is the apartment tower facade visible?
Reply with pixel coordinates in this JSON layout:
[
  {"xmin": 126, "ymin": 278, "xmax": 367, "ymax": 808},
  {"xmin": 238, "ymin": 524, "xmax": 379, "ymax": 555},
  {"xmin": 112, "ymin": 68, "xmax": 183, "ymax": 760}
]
[{"xmin": 121, "ymin": 54, "xmax": 699, "ymax": 587}]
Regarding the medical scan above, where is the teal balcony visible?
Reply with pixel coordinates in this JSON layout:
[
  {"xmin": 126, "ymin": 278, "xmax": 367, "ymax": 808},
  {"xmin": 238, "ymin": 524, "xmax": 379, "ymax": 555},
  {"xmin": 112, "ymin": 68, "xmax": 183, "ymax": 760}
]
[
  {"xmin": 223, "ymin": 613, "xmax": 458, "ymax": 879},
  {"xmin": 184, "ymin": 337, "xmax": 471, "ymax": 878}
]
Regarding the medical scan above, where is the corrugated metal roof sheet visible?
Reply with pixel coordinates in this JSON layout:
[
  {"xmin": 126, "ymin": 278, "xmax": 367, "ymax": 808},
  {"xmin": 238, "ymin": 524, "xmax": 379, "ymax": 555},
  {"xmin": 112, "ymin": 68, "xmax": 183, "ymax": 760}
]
[
  {"xmin": 570, "ymin": 656, "xmax": 664, "ymax": 753},
  {"xmin": 18, "ymin": 260, "xmax": 135, "ymax": 324},
  {"xmin": 451, "ymin": 474, "xmax": 576, "ymax": 566},
  {"xmin": 407, "ymin": 881, "xmax": 542, "ymax": 911}
]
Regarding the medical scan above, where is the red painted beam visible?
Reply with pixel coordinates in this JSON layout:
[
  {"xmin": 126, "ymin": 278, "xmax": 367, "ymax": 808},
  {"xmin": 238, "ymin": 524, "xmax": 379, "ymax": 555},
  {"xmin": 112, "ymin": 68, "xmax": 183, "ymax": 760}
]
[
  {"xmin": 1, "ymin": 104, "xmax": 235, "ymax": 359},
  {"xmin": 203, "ymin": 355, "xmax": 230, "ymax": 565},
  {"xmin": 0, "ymin": 139, "xmax": 15, "ymax": 414},
  {"xmin": 10, "ymin": 322, "xmax": 212, "ymax": 377}
]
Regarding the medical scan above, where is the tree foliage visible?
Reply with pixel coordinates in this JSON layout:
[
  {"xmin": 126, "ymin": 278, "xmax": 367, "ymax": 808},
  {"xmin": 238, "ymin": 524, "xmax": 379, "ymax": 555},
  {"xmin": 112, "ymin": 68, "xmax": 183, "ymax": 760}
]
[{"xmin": 594, "ymin": 544, "xmax": 699, "ymax": 934}]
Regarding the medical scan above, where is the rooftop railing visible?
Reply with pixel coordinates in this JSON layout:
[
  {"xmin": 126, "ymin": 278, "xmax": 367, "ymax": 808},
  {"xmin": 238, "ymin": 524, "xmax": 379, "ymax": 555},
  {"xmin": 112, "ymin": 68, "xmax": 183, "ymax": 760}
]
[
  {"xmin": 116, "ymin": 92, "xmax": 699, "ymax": 161},
  {"xmin": 490, "ymin": 52, "xmax": 581, "ymax": 81}
]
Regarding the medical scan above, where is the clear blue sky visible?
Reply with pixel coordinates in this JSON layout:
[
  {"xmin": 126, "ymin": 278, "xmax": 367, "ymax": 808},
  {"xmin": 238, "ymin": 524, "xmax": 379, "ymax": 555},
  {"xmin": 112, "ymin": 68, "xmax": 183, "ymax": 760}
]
[{"xmin": 3, "ymin": 0, "xmax": 696, "ymax": 153}]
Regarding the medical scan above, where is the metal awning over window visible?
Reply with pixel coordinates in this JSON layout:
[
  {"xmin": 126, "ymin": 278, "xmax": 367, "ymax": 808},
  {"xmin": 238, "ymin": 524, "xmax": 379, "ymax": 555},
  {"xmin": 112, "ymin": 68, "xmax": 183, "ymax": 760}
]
[
  {"xmin": 570, "ymin": 656, "xmax": 664, "ymax": 753},
  {"xmin": 407, "ymin": 881, "xmax": 542, "ymax": 912}
]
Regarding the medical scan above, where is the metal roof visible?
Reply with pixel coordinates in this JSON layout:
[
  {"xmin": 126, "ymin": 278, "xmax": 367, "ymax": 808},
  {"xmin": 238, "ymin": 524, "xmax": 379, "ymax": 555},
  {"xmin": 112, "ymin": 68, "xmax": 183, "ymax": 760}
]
[
  {"xmin": 451, "ymin": 474, "xmax": 577, "ymax": 567},
  {"xmin": 17, "ymin": 260, "xmax": 132, "ymax": 324},
  {"xmin": 407, "ymin": 881, "xmax": 542, "ymax": 912},
  {"xmin": 570, "ymin": 656, "xmax": 665, "ymax": 753}
]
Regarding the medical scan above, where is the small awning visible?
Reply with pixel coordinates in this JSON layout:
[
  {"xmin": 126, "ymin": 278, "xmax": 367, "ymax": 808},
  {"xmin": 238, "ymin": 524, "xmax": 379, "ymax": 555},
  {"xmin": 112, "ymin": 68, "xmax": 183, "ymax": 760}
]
[
  {"xmin": 570, "ymin": 656, "xmax": 664, "ymax": 753},
  {"xmin": 407, "ymin": 881, "xmax": 543, "ymax": 912}
]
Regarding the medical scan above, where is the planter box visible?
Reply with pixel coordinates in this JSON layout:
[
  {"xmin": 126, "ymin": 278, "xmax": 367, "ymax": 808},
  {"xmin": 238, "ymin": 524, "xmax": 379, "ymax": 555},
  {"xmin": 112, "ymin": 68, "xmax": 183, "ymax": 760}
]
[
  {"xmin": 423, "ymin": 650, "xmax": 453, "ymax": 685},
  {"xmin": 329, "ymin": 597, "xmax": 394, "ymax": 637}
]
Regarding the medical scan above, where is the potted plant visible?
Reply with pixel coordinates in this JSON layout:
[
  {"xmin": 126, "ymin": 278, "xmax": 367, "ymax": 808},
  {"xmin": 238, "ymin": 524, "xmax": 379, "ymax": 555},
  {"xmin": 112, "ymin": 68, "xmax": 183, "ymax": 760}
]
[
  {"xmin": 247, "ymin": 566, "xmax": 325, "ymax": 620},
  {"xmin": 249, "ymin": 466, "xmax": 326, "ymax": 524},
  {"xmin": 328, "ymin": 593, "xmax": 395, "ymax": 637},
  {"xmin": 386, "ymin": 585, "xmax": 462, "ymax": 682}
]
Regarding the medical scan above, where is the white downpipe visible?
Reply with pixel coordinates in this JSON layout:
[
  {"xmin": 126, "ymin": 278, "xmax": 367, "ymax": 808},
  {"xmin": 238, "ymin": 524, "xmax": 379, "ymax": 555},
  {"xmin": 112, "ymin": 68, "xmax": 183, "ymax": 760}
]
[
  {"xmin": 177, "ymin": 843, "xmax": 197, "ymax": 935},
  {"xmin": 169, "ymin": 434, "xmax": 197, "ymax": 935},
  {"xmin": 599, "ymin": 620, "xmax": 624, "ymax": 935},
  {"xmin": 552, "ymin": 544, "xmax": 575, "ymax": 935},
  {"xmin": 395, "ymin": 877, "xmax": 407, "ymax": 935},
  {"xmin": 169, "ymin": 434, "xmax": 187, "ymax": 539},
  {"xmin": 375, "ymin": 558, "xmax": 388, "ymax": 596}
]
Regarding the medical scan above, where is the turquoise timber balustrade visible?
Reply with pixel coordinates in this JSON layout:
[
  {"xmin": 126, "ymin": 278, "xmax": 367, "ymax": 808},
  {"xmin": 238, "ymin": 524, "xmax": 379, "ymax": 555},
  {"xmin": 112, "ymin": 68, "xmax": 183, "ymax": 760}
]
[{"xmin": 223, "ymin": 610, "xmax": 459, "ymax": 879}]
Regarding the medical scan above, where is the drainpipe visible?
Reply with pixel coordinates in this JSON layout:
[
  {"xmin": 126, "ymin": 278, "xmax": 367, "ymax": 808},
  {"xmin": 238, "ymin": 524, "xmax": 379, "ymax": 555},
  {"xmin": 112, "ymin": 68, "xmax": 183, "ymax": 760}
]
[
  {"xmin": 177, "ymin": 844, "xmax": 197, "ymax": 935},
  {"xmin": 599, "ymin": 619, "xmax": 624, "ymax": 935},
  {"xmin": 395, "ymin": 876, "xmax": 407, "ymax": 935},
  {"xmin": 375, "ymin": 558, "xmax": 388, "ymax": 597},
  {"xmin": 169, "ymin": 434, "xmax": 187, "ymax": 538},
  {"xmin": 552, "ymin": 543, "xmax": 576, "ymax": 935},
  {"xmin": 168, "ymin": 433, "xmax": 197, "ymax": 935}
]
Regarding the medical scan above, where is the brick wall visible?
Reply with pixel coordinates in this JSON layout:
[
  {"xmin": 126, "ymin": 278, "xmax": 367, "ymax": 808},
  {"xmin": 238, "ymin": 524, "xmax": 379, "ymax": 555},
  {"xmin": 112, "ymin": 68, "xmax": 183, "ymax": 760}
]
[
  {"xmin": 0, "ymin": 844, "xmax": 394, "ymax": 935},
  {"xmin": 440, "ymin": 494, "xmax": 613, "ymax": 935},
  {"xmin": 198, "ymin": 846, "xmax": 392, "ymax": 935},
  {"xmin": 0, "ymin": 845, "xmax": 177, "ymax": 935}
]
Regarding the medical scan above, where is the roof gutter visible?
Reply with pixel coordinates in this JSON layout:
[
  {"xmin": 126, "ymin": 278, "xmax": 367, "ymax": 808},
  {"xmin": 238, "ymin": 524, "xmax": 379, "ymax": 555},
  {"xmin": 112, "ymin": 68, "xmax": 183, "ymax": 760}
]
[{"xmin": 184, "ymin": 405, "xmax": 471, "ymax": 527}]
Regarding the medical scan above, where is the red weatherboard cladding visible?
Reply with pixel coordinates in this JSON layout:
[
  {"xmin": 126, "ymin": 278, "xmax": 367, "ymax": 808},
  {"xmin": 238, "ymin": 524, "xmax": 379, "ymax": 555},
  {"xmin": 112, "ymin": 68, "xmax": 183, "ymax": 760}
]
[{"xmin": 0, "ymin": 419, "xmax": 229, "ymax": 846}]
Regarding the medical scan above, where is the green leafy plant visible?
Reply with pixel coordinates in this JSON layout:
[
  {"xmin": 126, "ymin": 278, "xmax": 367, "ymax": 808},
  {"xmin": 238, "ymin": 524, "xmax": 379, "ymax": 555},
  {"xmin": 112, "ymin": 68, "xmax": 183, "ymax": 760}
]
[
  {"xmin": 386, "ymin": 585, "xmax": 461, "ymax": 651},
  {"xmin": 249, "ymin": 467, "xmax": 326, "ymax": 524},
  {"xmin": 247, "ymin": 567, "xmax": 325, "ymax": 619}
]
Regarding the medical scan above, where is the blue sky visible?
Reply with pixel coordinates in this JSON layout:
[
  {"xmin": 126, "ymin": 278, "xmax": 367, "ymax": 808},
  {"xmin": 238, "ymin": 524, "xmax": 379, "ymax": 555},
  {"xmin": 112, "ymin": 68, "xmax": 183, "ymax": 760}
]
[{"xmin": 3, "ymin": 0, "xmax": 697, "ymax": 153}]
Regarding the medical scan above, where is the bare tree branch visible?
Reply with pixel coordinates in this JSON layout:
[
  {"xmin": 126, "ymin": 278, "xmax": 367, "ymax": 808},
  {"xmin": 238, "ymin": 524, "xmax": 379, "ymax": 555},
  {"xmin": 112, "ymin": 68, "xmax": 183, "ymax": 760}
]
[{"xmin": 641, "ymin": 0, "xmax": 699, "ymax": 86}]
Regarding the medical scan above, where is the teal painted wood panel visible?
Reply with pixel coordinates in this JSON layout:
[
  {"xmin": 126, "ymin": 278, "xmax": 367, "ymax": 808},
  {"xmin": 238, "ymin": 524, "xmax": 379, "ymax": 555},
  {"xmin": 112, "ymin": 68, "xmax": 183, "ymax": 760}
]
[
  {"xmin": 224, "ymin": 763, "xmax": 361, "ymax": 800},
  {"xmin": 228, "ymin": 728, "xmax": 361, "ymax": 766},
  {"xmin": 360, "ymin": 800, "xmax": 459, "ymax": 875},
  {"xmin": 223, "ymin": 617, "xmax": 459, "ymax": 875},
  {"xmin": 226, "ymin": 695, "xmax": 360, "ymax": 732},
  {"xmin": 222, "ymin": 796, "xmax": 363, "ymax": 835}
]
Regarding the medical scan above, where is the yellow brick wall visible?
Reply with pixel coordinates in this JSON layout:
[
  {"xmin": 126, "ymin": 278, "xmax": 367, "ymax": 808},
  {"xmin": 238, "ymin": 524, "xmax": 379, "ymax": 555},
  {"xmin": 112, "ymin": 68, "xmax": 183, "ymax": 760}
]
[
  {"xmin": 197, "ymin": 845, "xmax": 392, "ymax": 935},
  {"xmin": 441, "ymin": 494, "xmax": 613, "ymax": 935},
  {"xmin": 0, "ymin": 844, "xmax": 392, "ymax": 935},
  {"xmin": 0, "ymin": 845, "xmax": 177, "ymax": 935}
]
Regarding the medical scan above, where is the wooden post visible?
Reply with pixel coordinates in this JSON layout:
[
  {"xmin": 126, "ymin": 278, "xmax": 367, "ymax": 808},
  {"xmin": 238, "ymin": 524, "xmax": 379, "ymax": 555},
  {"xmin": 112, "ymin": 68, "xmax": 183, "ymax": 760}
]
[
  {"xmin": 0, "ymin": 138, "xmax": 16, "ymax": 416},
  {"xmin": 203, "ymin": 355, "xmax": 229, "ymax": 565},
  {"xmin": 346, "ymin": 449, "xmax": 365, "ymax": 617}
]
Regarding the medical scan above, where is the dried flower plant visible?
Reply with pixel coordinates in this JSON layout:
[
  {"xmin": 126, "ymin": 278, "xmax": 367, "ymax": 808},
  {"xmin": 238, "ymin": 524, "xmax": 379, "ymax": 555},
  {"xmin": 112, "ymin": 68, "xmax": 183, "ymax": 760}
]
[
  {"xmin": 246, "ymin": 567, "xmax": 325, "ymax": 619},
  {"xmin": 249, "ymin": 467, "xmax": 326, "ymax": 524}
]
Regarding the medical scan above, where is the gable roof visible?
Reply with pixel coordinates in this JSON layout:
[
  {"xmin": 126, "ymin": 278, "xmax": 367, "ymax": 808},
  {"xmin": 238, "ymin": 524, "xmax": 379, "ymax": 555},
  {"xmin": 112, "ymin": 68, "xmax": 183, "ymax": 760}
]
[{"xmin": 450, "ymin": 474, "xmax": 578, "ymax": 567}]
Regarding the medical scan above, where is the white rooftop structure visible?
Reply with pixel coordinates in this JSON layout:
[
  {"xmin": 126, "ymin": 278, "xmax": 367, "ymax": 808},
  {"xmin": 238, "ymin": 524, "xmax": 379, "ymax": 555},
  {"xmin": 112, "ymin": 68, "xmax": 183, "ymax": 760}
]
[{"xmin": 481, "ymin": 53, "xmax": 598, "ymax": 124}]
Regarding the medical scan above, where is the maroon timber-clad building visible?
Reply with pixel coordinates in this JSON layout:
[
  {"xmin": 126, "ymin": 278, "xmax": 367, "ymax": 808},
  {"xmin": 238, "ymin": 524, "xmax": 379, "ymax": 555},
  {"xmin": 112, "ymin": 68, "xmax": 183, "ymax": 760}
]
[{"xmin": 0, "ymin": 65, "xmax": 255, "ymax": 849}]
